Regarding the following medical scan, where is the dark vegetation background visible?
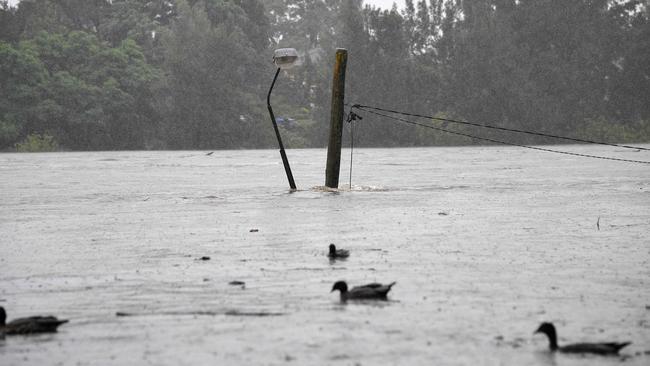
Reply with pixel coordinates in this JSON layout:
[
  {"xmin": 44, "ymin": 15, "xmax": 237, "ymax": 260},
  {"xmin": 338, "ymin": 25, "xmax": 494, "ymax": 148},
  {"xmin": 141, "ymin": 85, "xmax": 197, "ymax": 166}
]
[{"xmin": 1, "ymin": 0, "xmax": 648, "ymax": 151}]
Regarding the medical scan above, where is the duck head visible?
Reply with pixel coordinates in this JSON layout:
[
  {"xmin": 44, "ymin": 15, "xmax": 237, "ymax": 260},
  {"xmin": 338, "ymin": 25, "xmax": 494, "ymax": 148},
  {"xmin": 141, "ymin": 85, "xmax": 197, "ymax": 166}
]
[
  {"xmin": 331, "ymin": 281, "xmax": 348, "ymax": 293},
  {"xmin": 535, "ymin": 322, "xmax": 556, "ymax": 336},
  {"xmin": 535, "ymin": 322, "xmax": 558, "ymax": 350},
  {"xmin": 0, "ymin": 306, "xmax": 6, "ymax": 326},
  {"xmin": 329, "ymin": 244, "xmax": 336, "ymax": 255}
]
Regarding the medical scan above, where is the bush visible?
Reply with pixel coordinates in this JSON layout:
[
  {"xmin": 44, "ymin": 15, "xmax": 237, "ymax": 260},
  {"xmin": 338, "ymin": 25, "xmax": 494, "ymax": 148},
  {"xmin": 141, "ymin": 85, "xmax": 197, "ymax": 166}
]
[
  {"xmin": 15, "ymin": 133, "xmax": 60, "ymax": 152},
  {"xmin": 0, "ymin": 120, "xmax": 19, "ymax": 149},
  {"xmin": 578, "ymin": 118, "xmax": 650, "ymax": 144}
]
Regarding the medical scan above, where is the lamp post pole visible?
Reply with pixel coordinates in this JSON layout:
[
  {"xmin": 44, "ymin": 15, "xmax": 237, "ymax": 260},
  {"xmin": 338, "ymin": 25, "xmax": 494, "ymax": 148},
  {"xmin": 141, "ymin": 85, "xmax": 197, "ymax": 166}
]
[{"xmin": 267, "ymin": 67, "xmax": 297, "ymax": 190}]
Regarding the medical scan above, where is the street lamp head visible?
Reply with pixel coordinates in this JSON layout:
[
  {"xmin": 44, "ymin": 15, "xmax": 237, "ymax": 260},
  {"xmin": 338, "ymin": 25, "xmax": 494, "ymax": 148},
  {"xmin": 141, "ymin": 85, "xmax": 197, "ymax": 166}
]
[{"xmin": 273, "ymin": 48, "xmax": 299, "ymax": 69}]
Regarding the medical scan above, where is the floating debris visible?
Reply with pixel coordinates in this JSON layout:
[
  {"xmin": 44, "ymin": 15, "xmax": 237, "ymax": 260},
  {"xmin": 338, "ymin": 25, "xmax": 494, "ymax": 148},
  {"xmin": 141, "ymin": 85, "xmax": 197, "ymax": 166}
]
[
  {"xmin": 495, "ymin": 335, "xmax": 525, "ymax": 349},
  {"xmin": 249, "ymin": 229, "xmax": 259, "ymax": 233},
  {"xmin": 198, "ymin": 256, "xmax": 211, "ymax": 261},
  {"xmin": 228, "ymin": 281, "xmax": 246, "ymax": 288},
  {"xmin": 329, "ymin": 354, "xmax": 351, "ymax": 361},
  {"xmin": 116, "ymin": 310, "xmax": 285, "ymax": 317},
  {"xmin": 224, "ymin": 310, "xmax": 284, "ymax": 317}
]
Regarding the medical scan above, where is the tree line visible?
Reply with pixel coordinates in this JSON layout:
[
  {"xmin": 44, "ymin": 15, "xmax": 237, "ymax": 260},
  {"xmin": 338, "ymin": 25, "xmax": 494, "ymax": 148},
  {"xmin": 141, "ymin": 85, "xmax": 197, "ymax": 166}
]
[{"xmin": 1, "ymin": 0, "xmax": 648, "ymax": 151}]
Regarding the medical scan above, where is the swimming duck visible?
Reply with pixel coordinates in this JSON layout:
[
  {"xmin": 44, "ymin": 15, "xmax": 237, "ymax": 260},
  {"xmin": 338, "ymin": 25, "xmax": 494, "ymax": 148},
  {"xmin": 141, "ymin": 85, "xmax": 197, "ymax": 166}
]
[
  {"xmin": 331, "ymin": 281, "xmax": 396, "ymax": 302},
  {"xmin": 0, "ymin": 306, "xmax": 68, "ymax": 335},
  {"xmin": 328, "ymin": 244, "xmax": 349, "ymax": 259},
  {"xmin": 534, "ymin": 322, "xmax": 630, "ymax": 355}
]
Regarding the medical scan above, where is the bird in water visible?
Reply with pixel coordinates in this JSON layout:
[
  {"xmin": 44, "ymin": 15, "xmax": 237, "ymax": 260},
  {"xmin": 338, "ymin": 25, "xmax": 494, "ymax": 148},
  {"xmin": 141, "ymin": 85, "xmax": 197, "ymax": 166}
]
[
  {"xmin": 331, "ymin": 281, "xmax": 396, "ymax": 302},
  {"xmin": 328, "ymin": 244, "xmax": 349, "ymax": 259},
  {"xmin": 0, "ymin": 306, "xmax": 68, "ymax": 335},
  {"xmin": 534, "ymin": 322, "xmax": 630, "ymax": 355}
]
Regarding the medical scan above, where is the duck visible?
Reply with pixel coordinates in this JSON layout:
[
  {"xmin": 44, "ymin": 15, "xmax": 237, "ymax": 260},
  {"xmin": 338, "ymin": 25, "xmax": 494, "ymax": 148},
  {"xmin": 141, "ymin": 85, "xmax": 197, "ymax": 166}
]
[
  {"xmin": 328, "ymin": 244, "xmax": 349, "ymax": 259},
  {"xmin": 331, "ymin": 281, "xmax": 396, "ymax": 302},
  {"xmin": 0, "ymin": 306, "xmax": 68, "ymax": 335},
  {"xmin": 534, "ymin": 322, "xmax": 630, "ymax": 355}
]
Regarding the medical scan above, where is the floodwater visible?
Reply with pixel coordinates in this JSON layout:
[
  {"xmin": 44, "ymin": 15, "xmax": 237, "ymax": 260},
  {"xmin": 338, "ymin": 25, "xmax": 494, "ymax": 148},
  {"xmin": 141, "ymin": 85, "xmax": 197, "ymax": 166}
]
[{"xmin": 0, "ymin": 146, "xmax": 649, "ymax": 366}]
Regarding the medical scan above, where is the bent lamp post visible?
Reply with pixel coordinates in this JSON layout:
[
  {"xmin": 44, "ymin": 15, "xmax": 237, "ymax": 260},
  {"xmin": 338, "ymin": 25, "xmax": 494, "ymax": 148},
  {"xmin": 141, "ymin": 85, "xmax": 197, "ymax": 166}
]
[{"xmin": 267, "ymin": 48, "xmax": 298, "ymax": 190}]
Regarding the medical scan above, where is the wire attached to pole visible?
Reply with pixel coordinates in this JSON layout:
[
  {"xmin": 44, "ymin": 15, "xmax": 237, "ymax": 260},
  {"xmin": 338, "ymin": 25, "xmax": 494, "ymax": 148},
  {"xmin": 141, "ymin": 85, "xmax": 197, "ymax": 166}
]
[
  {"xmin": 346, "ymin": 111, "xmax": 362, "ymax": 189},
  {"xmin": 351, "ymin": 104, "xmax": 650, "ymax": 152},
  {"xmin": 356, "ymin": 108, "xmax": 650, "ymax": 165}
]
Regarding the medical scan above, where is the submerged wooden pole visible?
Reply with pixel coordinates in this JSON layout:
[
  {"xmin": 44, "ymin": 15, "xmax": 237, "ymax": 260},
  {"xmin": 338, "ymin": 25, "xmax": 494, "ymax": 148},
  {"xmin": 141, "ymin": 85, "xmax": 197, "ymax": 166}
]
[{"xmin": 325, "ymin": 48, "xmax": 348, "ymax": 188}]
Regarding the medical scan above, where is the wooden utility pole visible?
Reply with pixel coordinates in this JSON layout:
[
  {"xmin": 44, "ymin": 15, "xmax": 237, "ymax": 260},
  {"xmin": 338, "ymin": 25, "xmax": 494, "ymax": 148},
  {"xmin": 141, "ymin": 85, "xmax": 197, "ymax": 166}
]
[{"xmin": 325, "ymin": 48, "xmax": 348, "ymax": 188}]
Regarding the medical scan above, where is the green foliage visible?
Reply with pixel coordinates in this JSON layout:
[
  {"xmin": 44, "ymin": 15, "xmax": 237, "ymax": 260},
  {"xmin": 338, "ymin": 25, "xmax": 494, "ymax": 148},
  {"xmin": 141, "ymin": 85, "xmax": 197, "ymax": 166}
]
[
  {"xmin": 158, "ymin": 0, "xmax": 271, "ymax": 149},
  {"xmin": 0, "ymin": 0, "xmax": 648, "ymax": 151},
  {"xmin": 0, "ymin": 1, "xmax": 21, "ymax": 43},
  {"xmin": 0, "ymin": 119, "xmax": 19, "ymax": 147},
  {"xmin": 0, "ymin": 29, "xmax": 160, "ymax": 150},
  {"xmin": 15, "ymin": 133, "xmax": 60, "ymax": 152},
  {"xmin": 578, "ymin": 118, "xmax": 650, "ymax": 144}
]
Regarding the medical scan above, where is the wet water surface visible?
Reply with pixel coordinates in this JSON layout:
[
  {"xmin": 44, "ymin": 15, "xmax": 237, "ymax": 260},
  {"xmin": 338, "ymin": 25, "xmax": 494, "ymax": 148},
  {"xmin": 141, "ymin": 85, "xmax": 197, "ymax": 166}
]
[{"xmin": 1, "ymin": 146, "xmax": 649, "ymax": 365}]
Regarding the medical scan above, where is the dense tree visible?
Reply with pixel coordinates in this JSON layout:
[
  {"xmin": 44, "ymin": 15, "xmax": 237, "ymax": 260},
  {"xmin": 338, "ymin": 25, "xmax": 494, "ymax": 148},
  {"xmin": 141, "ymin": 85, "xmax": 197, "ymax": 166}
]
[
  {"xmin": 0, "ymin": 39, "xmax": 47, "ymax": 147},
  {"xmin": 0, "ymin": 0, "xmax": 648, "ymax": 151},
  {"xmin": 0, "ymin": 1, "xmax": 21, "ymax": 43},
  {"xmin": 606, "ymin": 0, "xmax": 650, "ymax": 123},
  {"xmin": 0, "ymin": 31, "xmax": 159, "ymax": 150},
  {"xmin": 159, "ymin": 0, "xmax": 271, "ymax": 149}
]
